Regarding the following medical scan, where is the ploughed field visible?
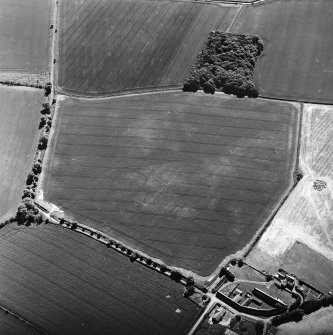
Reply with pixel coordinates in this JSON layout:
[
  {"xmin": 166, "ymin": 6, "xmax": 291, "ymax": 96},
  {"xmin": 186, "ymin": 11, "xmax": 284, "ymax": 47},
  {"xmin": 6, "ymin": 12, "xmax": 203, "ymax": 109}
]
[
  {"xmin": 0, "ymin": 309, "xmax": 41, "ymax": 335},
  {"xmin": 0, "ymin": 87, "xmax": 43, "ymax": 222},
  {"xmin": 231, "ymin": 0, "xmax": 333, "ymax": 104},
  {"xmin": 57, "ymin": 0, "xmax": 238, "ymax": 95},
  {"xmin": 0, "ymin": 224, "xmax": 200, "ymax": 335},
  {"xmin": 0, "ymin": 0, "xmax": 51, "ymax": 72},
  {"xmin": 43, "ymin": 92, "xmax": 299, "ymax": 275}
]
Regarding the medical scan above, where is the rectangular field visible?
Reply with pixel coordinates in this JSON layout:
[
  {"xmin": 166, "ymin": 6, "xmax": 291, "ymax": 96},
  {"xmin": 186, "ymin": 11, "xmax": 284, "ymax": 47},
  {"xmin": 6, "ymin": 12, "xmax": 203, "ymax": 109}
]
[
  {"xmin": 231, "ymin": 0, "xmax": 333, "ymax": 103},
  {"xmin": 43, "ymin": 92, "xmax": 299, "ymax": 275},
  {"xmin": 0, "ymin": 87, "xmax": 43, "ymax": 222},
  {"xmin": 0, "ymin": 0, "xmax": 51, "ymax": 72},
  {"xmin": 57, "ymin": 0, "xmax": 238, "ymax": 95},
  {"xmin": 0, "ymin": 224, "xmax": 201, "ymax": 335}
]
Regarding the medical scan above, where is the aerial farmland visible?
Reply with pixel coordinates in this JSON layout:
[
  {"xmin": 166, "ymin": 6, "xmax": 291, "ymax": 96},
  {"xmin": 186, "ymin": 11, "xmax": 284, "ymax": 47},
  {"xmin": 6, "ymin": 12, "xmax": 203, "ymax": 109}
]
[{"xmin": 0, "ymin": 0, "xmax": 333, "ymax": 334}]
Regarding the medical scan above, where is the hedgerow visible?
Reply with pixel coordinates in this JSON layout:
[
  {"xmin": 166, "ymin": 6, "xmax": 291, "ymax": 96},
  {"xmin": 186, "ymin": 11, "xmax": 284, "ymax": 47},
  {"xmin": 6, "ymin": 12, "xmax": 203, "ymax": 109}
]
[{"xmin": 183, "ymin": 31, "xmax": 263, "ymax": 98}]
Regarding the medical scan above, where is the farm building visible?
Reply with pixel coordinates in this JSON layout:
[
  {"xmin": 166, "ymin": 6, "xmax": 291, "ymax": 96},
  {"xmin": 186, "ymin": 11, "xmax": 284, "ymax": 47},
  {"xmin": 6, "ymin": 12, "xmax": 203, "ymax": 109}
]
[{"xmin": 252, "ymin": 288, "xmax": 287, "ymax": 308}]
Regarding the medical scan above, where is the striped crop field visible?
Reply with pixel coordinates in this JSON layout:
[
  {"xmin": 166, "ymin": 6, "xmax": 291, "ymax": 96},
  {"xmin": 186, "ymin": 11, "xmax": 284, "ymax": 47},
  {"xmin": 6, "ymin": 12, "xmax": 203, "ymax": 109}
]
[
  {"xmin": 0, "ymin": 224, "xmax": 201, "ymax": 335},
  {"xmin": 231, "ymin": 0, "xmax": 333, "ymax": 104},
  {"xmin": 42, "ymin": 92, "xmax": 299, "ymax": 275},
  {"xmin": 57, "ymin": 0, "xmax": 238, "ymax": 95},
  {"xmin": 0, "ymin": 87, "xmax": 43, "ymax": 222},
  {"xmin": 0, "ymin": 0, "xmax": 51, "ymax": 72}
]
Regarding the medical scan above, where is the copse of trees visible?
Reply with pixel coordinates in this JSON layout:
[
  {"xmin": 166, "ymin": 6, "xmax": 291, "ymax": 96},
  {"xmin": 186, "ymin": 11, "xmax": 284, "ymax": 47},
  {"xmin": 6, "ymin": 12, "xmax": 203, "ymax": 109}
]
[
  {"xmin": 183, "ymin": 31, "xmax": 263, "ymax": 98},
  {"xmin": 271, "ymin": 294, "xmax": 333, "ymax": 327}
]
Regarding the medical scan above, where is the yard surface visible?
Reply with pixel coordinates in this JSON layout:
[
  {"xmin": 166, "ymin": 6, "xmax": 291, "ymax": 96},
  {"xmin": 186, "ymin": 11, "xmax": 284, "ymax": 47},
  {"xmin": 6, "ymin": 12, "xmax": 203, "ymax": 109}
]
[
  {"xmin": 0, "ymin": 87, "xmax": 43, "ymax": 222},
  {"xmin": 42, "ymin": 92, "xmax": 299, "ymax": 275},
  {"xmin": 57, "ymin": 0, "xmax": 238, "ymax": 95},
  {"xmin": 0, "ymin": 0, "xmax": 51, "ymax": 72},
  {"xmin": 231, "ymin": 0, "xmax": 333, "ymax": 104},
  {"xmin": 0, "ymin": 224, "xmax": 201, "ymax": 335}
]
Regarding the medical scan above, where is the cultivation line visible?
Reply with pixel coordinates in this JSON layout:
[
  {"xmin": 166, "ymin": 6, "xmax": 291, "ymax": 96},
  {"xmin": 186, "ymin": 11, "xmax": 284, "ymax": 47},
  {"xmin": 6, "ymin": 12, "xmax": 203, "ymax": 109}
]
[{"xmin": 0, "ymin": 303, "xmax": 49, "ymax": 335}]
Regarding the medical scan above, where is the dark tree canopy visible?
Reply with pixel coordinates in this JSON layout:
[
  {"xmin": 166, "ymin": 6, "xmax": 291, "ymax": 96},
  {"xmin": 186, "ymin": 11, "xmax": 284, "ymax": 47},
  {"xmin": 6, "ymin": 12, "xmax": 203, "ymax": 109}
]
[{"xmin": 183, "ymin": 32, "xmax": 263, "ymax": 98}]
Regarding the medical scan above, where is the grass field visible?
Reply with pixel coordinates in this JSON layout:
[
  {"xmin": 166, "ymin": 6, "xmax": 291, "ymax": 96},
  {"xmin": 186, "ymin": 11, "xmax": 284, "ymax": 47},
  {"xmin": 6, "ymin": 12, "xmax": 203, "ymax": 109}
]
[
  {"xmin": 231, "ymin": 0, "xmax": 333, "ymax": 103},
  {"xmin": 57, "ymin": 0, "xmax": 238, "ymax": 95},
  {"xmin": 246, "ymin": 104, "xmax": 333, "ymax": 288},
  {"xmin": 0, "ymin": 0, "xmax": 51, "ymax": 72},
  {"xmin": 0, "ymin": 224, "xmax": 201, "ymax": 335},
  {"xmin": 42, "ymin": 92, "xmax": 299, "ymax": 275},
  {"xmin": 0, "ymin": 87, "xmax": 43, "ymax": 222},
  {"xmin": 280, "ymin": 242, "xmax": 333, "ymax": 293}
]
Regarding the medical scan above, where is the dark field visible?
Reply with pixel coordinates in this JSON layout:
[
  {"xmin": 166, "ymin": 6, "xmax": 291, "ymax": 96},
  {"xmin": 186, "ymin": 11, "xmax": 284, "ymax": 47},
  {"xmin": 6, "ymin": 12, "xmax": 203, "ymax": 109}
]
[
  {"xmin": 0, "ymin": 224, "xmax": 200, "ymax": 335},
  {"xmin": 280, "ymin": 242, "xmax": 333, "ymax": 294},
  {"xmin": 0, "ymin": 310, "xmax": 40, "ymax": 335},
  {"xmin": 57, "ymin": 0, "xmax": 237, "ymax": 95},
  {"xmin": 0, "ymin": 87, "xmax": 43, "ymax": 222},
  {"xmin": 231, "ymin": 0, "xmax": 333, "ymax": 104},
  {"xmin": 0, "ymin": 0, "xmax": 51, "ymax": 72},
  {"xmin": 44, "ymin": 92, "xmax": 299, "ymax": 275}
]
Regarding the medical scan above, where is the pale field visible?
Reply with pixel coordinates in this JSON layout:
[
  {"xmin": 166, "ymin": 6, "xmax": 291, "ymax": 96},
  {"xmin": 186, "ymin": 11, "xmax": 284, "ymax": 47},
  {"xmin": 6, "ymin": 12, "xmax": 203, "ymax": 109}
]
[
  {"xmin": 247, "ymin": 104, "xmax": 333, "ymax": 270},
  {"xmin": 277, "ymin": 307, "xmax": 333, "ymax": 335}
]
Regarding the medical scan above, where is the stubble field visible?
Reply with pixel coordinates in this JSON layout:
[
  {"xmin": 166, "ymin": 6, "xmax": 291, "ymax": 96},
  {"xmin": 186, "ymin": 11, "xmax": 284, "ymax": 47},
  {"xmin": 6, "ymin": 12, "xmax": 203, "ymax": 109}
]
[
  {"xmin": 57, "ymin": 0, "xmax": 238, "ymax": 95},
  {"xmin": 0, "ymin": 224, "xmax": 201, "ymax": 335},
  {"xmin": 247, "ymin": 104, "xmax": 333, "ymax": 289},
  {"xmin": 231, "ymin": 0, "xmax": 333, "ymax": 103},
  {"xmin": 0, "ymin": 87, "xmax": 43, "ymax": 222},
  {"xmin": 0, "ymin": 0, "xmax": 51, "ymax": 72},
  {"xmin": 42, "ymin": 92, "xmax": 299, "ymax": 275}
]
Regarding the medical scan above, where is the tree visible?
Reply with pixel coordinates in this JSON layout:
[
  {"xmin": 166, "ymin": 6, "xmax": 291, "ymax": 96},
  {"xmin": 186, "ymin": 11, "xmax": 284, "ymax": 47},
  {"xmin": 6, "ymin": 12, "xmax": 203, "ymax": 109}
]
[
  {"xmin": 38, "ymin": 135, "xmax": 49, "ymax": 150},
  {"xmin": 186, "ymin": 276, "xmax": 195, "ymax": 286},
  {"xmin": 146, "ymin": 258, "xmax": 152, "ymax": 265},
  {"xmin": 237, "ymin": 258, "xmax": 244, "ymax": 267},
  {"xmin": 41, "ymin": 102, "xmax": 51, "ymax": 114},
  {"xmin": 184, "ymin": 285, "xmax": 195, "ymax": 297},
  {"xmin": 39, "ymin": 116, "xmax": 47, "ymax": 129},
  {"xmin": 71, "ymin": 222, "xmax": 78, "ymax": 230},
  {"xmin": 160, "ymin": 264, "xmax": 168, "ymax": 272},
  {"xmin": 183, "ymin": 76, "xmax": 200, "ymax": 92},
  {"xmin": 32, "ymin": 162, "xmax": 42, "ymax": 175},
  {"xmin": 170, "ymin": 270, "xmax": 183, "ymax": 282},
  {"xmin": 129, "ymin": 252, "xmax": 138, "ymax": 262},
  {"xmin": 26, "ymin": 172, "xmax": 38, "ymax": 185},
  {"xmin": 22, "ymin": 188, "xmax": 34, "ymax": 200},
  {"xmin": 45, "ymin": 83, "xmax": 51, "ymax": 96},
  {"xmin": 16, "ymin": 203, "xmax": 28, "ymax": 224},
  {"xmin": 255, "ymin": 320, "xmax": 264, "ymax": 335},
  {"xmin": 203, "ymin": 79, "xmax": 216, "ymax": 94}
]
